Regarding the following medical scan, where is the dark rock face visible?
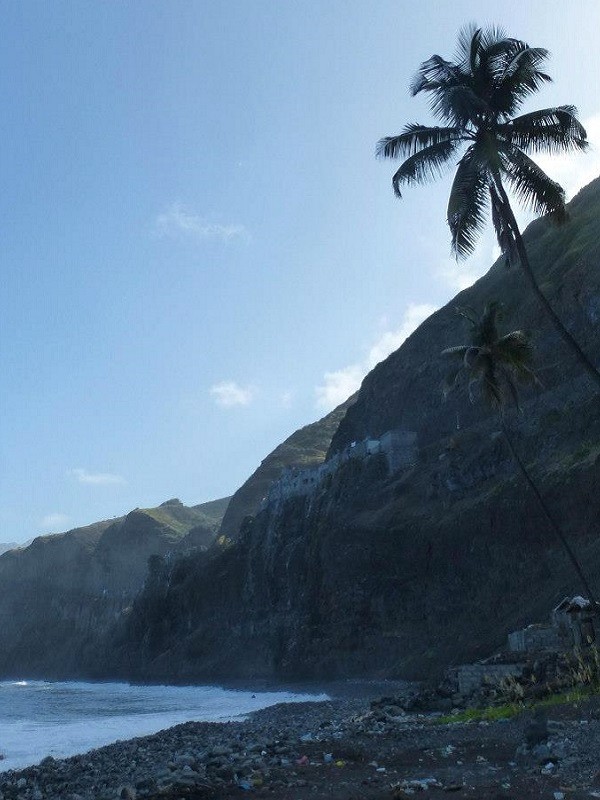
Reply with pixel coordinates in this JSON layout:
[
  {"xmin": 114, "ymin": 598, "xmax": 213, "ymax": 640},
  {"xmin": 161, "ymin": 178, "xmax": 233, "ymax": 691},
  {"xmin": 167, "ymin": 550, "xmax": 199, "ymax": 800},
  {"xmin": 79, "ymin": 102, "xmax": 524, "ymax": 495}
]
[
  {"xmin": 110, "ymin": 390, "xmax": 600, "ymax": 682},
  {"xmin": 105, "ymin": 177, "xmax": 600, "ymax": 683},
  {"xmin": 0, "ymin": 498, "xmax": 229, "ymax": 678},
  {"xmin": 330, "ymin": 178, "xmax": 600, "ymax": 455}
]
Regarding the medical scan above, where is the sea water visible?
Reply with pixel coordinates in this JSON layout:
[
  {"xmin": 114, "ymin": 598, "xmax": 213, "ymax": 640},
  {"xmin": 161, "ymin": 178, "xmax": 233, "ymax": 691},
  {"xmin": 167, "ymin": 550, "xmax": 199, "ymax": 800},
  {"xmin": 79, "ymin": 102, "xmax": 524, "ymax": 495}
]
[{"xmin": 0, "ymin": 680, "xmax": 328, "ymax": 772}]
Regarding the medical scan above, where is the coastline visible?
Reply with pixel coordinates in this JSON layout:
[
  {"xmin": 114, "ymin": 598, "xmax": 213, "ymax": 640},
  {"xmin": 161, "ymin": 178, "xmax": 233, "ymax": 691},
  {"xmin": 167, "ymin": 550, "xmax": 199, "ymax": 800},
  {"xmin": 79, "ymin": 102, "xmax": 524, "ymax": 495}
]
[{"xmin": 1, "ymin": 687, "xmax": 599, "ymax": 798}]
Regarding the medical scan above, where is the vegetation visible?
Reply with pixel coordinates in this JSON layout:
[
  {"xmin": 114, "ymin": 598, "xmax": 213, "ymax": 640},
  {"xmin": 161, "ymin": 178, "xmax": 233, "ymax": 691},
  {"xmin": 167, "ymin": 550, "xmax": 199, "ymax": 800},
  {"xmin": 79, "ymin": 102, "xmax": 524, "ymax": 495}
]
[
  {"xmin": 377, "ymin": 25, "xmax": 600, "ymax": 389},
  {"xmin": 437, "ymin": 647, "xmax": 600, "ymax": 724},
  {"xmin": 436, "ymin": 687, "xmax": 599, "ymax": 725},
  {"xmin": 442, "ymin": 301, "xmax": 596, "ymax": 603}
]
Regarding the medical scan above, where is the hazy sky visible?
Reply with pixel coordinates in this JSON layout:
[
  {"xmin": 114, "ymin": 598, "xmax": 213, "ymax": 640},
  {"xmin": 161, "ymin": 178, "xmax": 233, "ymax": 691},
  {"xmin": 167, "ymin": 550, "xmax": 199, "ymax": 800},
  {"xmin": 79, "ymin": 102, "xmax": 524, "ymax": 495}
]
[{"xmin": 2, "ymin": 1, "xmax": 599, "ymax": 542}]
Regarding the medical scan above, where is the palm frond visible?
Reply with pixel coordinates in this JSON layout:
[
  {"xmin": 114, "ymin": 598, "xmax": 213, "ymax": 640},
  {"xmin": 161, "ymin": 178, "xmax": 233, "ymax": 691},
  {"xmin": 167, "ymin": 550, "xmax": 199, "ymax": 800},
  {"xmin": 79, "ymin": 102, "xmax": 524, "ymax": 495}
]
[
  {"xmin": 499, "ymin": 145, "xmax": 567, "ymax": 221},
  {"xmin": 503, "ymin": 42, "xmax": 550, "ymax": 79},
  {"xmin": 467, "ymin": 374, "xmax": 480, "ymax": 404},
  {"xmin": 456, "ymin": 25, "xmax": 507, "ymax": 79},
  {"xmin": 477, "ymin": 25, "xmax": 508, "ymax": 53},
  {"xmin": 375, "ymin": 124, "xmax": 461, "ymax": 159},
  {"xmin": 455, "ymin": 305, "xmax": 479, "ymax": 325},
  {"xmin": 480, "ymin": 356, "xmax": 504, "ymax": 408},
  {"xmin": 495, "ymin": 330, "xmax": 532, "ymax": 360},
  {"xmin": 447, "ymin": 145, "xmax": 490, "ymax": 257},
  {"xmin": 454, "ymin": 23, "xmax": 480, "ymax": 72},
  {"xmin": 390, "ymin": 139, "xmax": 460, "ymax": 197},
  {"xmin": 441, "ymin": 305, "xmax": 538, "ymax": 412},
  {"xmin": 496, "ymin": 366, "xmax": 522, "ymax": 411},
  {"xmin": 431, "ymin": 84, "xmax": 489, "ymax": 127},
  {"xmin": 441, "ymin": 364, "xmax": 463, "ymax": 398},
  {"xmin": 410, "ymin": 54, "xmax": 464, "ymax": 97},
  {"xmin": 478, "ymin": 34, "xmax": 518, "ymax": 85},
  {"xmin": 499, "ymin": 106, "xmax": 588, "ymax": 154},
  {"xmin": 492, "ymin": 42, "xmax": 551, "ymax": 116},
  {"xmin": 467, "ymin": 26, "xmax": 482, "ymax": 74},
  {"xmin": 441, "ymin": 344, "xmax": 471, "ymax": 358}
]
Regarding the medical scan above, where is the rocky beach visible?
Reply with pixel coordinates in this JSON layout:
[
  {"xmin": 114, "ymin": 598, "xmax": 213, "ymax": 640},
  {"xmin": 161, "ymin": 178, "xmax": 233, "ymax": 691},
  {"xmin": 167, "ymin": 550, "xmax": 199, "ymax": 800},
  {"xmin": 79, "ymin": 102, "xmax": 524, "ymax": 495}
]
[{"xmin": 1, "ymin": 688, "xmax": 600, "ymax": 800}]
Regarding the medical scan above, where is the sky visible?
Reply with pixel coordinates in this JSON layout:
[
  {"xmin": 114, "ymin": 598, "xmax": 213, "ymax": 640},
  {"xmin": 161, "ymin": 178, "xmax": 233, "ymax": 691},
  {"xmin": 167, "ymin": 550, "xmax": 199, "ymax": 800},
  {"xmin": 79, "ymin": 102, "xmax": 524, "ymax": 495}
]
[{"xmin": 1, "ymin": 1, "xmax": 600, "ymax": 542}]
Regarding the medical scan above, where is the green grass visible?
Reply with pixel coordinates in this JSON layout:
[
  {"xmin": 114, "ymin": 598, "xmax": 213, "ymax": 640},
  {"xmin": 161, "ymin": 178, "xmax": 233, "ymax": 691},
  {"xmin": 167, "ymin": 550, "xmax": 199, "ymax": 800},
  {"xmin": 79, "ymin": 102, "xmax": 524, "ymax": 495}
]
[
  {"xmin": 436, "ymin": 703, "xmax": 523, "ymax": 724},
  {"xmin": 436, "ymin": 685, "xmax": 600, "ymax": 725},
  {"xmin": 139, "ymin": 507, "xmax": 197, "ymax": 537}
]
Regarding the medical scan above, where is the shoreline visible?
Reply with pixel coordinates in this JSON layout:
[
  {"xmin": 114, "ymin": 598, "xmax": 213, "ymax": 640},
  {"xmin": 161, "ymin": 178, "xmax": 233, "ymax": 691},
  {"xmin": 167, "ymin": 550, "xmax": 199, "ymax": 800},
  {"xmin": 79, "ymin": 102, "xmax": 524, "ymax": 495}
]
[
  {"xmin": 0, "ymin": 673, "xmax": 416, "ymax": 698},
  {"xmin": 0, "ymin": 688, "xmax": 599, "ymax": 798},
  {"xmin": 0, "ymin": 677, "xmax": 413, "ymax": 776}
]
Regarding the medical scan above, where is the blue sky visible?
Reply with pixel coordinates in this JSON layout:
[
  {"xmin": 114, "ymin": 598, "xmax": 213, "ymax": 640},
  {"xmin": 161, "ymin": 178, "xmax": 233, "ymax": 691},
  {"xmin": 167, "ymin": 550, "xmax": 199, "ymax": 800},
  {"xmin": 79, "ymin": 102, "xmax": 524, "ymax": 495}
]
[{"xmin": 2, "ymin": 1, "xmax": 599, "ymax": 542}]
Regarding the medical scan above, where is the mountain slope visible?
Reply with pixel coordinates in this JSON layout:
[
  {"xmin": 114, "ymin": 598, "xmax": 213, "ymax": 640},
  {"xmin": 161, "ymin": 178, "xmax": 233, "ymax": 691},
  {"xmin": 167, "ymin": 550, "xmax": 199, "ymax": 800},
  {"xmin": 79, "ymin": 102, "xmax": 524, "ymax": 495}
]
[
  {"xmin": 0, "ymin": 497, "xmax": 229, "ymax": 677},
  {"xmin": 104, "ymin": 176, "xmax": 600, "ymax": 683},
  {"xmin": 330, "ymin": 177, "xmax": 600, "ymax": 455},
  {"xmin": 219, "ymin": 398, "xmax": 355, "ymax": 540}
]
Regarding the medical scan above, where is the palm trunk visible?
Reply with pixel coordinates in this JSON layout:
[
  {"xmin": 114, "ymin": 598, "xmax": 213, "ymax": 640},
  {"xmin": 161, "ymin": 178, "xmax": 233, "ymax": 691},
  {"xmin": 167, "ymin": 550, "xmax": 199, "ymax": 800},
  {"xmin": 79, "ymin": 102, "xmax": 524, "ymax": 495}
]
[
  {"xmin": 493, "ymin": 178, "xmax": 600, "ymax": 390},
  {"xmin": 501, "ymin": 420, "xmax": 597, "ymax": 605}
]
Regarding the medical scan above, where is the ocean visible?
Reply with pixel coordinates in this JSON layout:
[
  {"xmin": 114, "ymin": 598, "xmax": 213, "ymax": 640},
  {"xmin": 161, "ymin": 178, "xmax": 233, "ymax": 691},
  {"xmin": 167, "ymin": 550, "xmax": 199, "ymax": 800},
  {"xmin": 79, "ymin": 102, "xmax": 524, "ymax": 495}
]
[{"xmin": 0, "ymin": 679, "xmax": 328, "ymax": 772}]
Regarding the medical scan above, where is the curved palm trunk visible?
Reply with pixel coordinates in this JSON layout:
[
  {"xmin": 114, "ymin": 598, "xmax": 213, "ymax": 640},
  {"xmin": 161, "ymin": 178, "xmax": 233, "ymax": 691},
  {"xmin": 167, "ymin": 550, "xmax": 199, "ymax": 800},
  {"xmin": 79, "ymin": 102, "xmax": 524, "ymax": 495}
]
[
  {"xmin": 493, "ymin": 178, "xmax": 600, "ymax": 390},
  {"xmin": 501, "ymin": 420, "xmax": 597, "ymax": 605}
]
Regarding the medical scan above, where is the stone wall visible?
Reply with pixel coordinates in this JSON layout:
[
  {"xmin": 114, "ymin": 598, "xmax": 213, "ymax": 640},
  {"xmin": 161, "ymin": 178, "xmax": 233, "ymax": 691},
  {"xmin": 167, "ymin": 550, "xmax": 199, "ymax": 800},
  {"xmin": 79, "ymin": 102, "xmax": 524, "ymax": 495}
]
[
  {"xmin": 454, "ymin": 663, "xmax": 524, "ymax": 696},
  {"xmin": 508, "ymin": 624, "xmax": 561, "ymax": 653}
]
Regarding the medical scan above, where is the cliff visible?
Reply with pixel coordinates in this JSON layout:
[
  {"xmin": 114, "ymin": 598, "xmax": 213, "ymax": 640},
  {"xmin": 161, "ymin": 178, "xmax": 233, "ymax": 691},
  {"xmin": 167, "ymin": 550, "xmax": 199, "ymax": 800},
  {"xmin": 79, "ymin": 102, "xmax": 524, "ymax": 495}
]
[
  {"xmin": 104, "ymin": 176, "xmax": 600, "ymax": 682},
  {"xmin": 0, "ymin": 497, "xmax": 229, "ymax": 677}
]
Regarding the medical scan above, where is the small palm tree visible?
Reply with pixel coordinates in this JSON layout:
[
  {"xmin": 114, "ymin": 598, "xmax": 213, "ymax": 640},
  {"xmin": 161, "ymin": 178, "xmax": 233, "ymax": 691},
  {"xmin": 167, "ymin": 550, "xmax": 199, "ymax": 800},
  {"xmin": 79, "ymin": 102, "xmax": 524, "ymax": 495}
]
[
  {"xmin": 443, "ymin": 301, "xmax": 596, "ymax": 603},
  {"xmin": 377, "ymin": 25, "xmax": 600, "ymax": 389}
]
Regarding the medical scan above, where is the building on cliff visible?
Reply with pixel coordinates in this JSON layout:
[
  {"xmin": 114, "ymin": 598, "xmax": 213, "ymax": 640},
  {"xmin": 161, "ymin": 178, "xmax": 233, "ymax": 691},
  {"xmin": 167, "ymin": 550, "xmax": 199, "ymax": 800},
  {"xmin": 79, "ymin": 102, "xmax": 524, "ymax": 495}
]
[{"xmin": 260, "ymin": 428, "xmax": 417, "ymax": 508}]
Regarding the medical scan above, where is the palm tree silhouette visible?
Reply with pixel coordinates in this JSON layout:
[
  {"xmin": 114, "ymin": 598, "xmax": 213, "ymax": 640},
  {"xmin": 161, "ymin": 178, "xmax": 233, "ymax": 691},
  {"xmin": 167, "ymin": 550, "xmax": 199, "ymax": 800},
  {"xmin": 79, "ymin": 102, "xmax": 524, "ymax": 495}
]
[
  {"xmin": 443, "ymin": 301, "xmax": 596, "ymax": 603},
  {"xmin": 377, "ymin": 25, "xmax": 600, "ymax": 389}
]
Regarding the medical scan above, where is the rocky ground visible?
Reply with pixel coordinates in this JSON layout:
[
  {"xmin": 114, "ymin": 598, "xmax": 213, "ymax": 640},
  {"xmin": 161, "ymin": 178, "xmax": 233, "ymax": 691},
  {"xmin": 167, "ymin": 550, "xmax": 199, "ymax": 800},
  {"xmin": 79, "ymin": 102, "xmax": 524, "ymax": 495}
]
[{"xmin": 1, "ymin": 692, "xmax": 600, "ymax": 800}]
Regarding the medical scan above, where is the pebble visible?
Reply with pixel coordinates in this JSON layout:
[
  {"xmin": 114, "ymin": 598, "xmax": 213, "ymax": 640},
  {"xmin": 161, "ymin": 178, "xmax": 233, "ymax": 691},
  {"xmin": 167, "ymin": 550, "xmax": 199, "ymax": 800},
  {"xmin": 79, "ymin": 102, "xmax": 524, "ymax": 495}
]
[{"xmin": 0, "ymin": 691, "xmax": 598, "ymax": 799}]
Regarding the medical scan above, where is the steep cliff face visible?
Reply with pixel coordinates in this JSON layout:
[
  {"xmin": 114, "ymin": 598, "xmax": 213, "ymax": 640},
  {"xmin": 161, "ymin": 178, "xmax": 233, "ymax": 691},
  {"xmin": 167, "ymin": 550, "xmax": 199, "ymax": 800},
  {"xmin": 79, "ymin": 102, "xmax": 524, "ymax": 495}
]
[
  {"xmin": 6, "ymin": 178, "xmax": 600, "ymax": 683},
  {"xmin": 108, "ymin": 386, "xmax": 600, "ymax": 682},
  {"xmin": 104, "ymin": 177, "xmax": 600, "ymax": 683},
  {"xmin": 218, "ymin": 399, "xmax": 355, "ymax": 540},
  {"xmin": 329, "ymin": 178, "xmax": 600, "ymax": 455},
  {"xmin": 0, "ymin": 498, "xmax": 229, "ymax": 678}
]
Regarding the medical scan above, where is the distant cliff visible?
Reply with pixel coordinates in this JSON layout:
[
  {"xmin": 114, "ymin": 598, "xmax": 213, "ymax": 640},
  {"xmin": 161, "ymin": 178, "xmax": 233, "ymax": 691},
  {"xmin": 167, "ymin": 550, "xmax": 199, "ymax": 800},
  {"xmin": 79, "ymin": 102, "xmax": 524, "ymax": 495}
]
[
  {"xmin": 0, "ymin": 497, "xmax": 229, "ymax": 678},
  {"xmin": 103, "ymin": 177, "xmax": 600, "ymax": 682}
]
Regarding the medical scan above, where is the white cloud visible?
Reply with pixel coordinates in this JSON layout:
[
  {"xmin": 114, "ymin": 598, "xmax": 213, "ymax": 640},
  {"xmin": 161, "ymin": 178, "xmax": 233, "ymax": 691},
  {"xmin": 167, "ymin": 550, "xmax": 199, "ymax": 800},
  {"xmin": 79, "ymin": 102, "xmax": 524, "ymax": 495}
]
[
  {"xmin": 154, "ymin": 202, "xmax": 247, "ymax": 242},
  {"xmin": 365, "ymin": 304, "xmax": 438, "ymax": 368},
  {"xmin": 280, "ymin": 391, "xmax": 294, "ymax": 409},
  {"xmin": 70, "ymin": 468, "xmax": 126, "ymax": 486},
  {"xmin": 210, "ymin": 381, "xmax": 255, "ymax": 408},
  {"xmin": 438, "ymin": 235, "xmax": 501, "ymax": 292},
  {"xmin": 315, "ymin": 364, "xmax": 365, "ymax": 412},
  {"xmin": 41, "ymin": 513, "xmax": 70, "ymax": 531},
  {"xmin": 537, "ymin": 112, "xmax": 600, "ymax": 200},
  {"xmin": 315, "ymin": 303, "xmax": 437, "ymax": 411}
]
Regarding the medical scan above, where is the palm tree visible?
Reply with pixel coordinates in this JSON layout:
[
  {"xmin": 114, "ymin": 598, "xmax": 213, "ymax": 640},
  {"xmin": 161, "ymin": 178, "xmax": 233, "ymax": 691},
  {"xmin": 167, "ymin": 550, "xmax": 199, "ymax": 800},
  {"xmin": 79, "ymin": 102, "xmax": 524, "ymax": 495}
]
[
  {"xmin": 443, "ymin": 301, "xmax": 596, "ymax": 604},
  {"xmin": 377, "ymin": 25, "xmax": 600, "ymax": 390}
]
